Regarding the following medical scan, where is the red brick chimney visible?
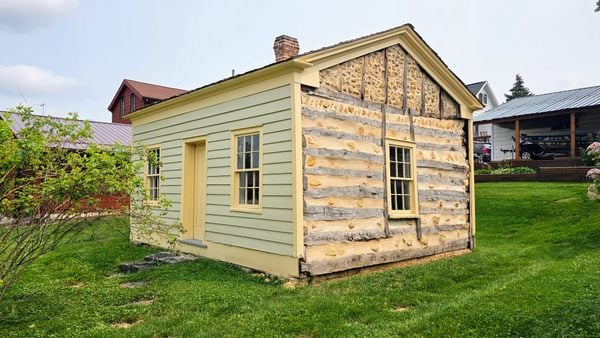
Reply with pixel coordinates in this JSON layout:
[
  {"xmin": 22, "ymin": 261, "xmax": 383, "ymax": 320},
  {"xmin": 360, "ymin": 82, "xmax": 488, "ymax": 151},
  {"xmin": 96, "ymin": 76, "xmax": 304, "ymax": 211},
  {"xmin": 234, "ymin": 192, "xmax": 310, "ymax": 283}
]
[{"xmin": 273, "ymin": 35, "xmax": 299, "ymax": 62}]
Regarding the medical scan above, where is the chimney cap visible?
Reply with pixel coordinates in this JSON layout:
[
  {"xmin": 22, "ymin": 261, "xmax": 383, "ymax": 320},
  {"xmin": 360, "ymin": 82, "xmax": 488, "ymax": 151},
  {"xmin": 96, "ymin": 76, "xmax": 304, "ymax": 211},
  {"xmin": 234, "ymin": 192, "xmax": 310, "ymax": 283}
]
[{"xmin": 274, "ymin": 34, "xmax": 298, "ymax": 42}]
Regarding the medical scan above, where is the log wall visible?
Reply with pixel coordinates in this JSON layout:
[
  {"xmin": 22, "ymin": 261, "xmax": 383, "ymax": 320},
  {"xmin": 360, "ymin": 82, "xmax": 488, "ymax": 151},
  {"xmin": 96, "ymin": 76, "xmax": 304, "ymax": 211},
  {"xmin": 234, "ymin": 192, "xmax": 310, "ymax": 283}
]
[{"xmin": 301, "ymin": 44, "xmax": 469, "ymax": 275}]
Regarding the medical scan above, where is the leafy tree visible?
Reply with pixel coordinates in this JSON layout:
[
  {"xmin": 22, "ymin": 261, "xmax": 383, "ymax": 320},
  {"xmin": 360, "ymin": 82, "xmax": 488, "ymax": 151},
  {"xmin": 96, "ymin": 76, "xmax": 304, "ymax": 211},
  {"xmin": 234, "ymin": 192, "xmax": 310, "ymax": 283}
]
[
  {"xmin": 0, "ymin": 105, "xmax": 181, "ymax": 301},
  {"xmin": 596, "ymin": 1, "xmax": 600, "ymax": 12},
  {"xmin": 505, "ymin": 74, "xmax": 534, "ymax": 101}
]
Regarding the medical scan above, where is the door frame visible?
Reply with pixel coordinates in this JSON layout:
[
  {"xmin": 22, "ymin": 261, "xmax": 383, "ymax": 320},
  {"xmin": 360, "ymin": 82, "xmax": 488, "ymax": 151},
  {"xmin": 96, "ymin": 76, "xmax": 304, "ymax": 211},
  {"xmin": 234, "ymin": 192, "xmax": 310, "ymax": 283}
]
[{"xmin": 181, "ymin": 136, "xmax": 208, "ymax": 241}]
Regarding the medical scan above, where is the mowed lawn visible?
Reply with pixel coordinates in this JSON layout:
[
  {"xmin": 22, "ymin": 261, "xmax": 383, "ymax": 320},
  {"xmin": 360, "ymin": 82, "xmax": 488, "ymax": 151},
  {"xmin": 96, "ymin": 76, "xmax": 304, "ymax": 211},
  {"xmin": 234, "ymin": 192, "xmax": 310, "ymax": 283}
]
[{"xmin": 1, "ymin": 182, "xmax": 599, "ymax": 337}]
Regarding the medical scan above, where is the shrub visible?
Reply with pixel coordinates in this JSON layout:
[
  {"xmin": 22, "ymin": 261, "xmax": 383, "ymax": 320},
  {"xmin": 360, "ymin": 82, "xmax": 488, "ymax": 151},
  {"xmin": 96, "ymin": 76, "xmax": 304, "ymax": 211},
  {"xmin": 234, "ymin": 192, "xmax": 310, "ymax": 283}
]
[
  {"xmin": 475, "ymin": 167, "xmax": 535, "ymax": 175},
  {"xmin": 0, "ymin": 106, "xmax": 182, "ymax": 301},
  {"xmin": 584, "ymin": 142, "xmax": 600, "ymax": 200}
]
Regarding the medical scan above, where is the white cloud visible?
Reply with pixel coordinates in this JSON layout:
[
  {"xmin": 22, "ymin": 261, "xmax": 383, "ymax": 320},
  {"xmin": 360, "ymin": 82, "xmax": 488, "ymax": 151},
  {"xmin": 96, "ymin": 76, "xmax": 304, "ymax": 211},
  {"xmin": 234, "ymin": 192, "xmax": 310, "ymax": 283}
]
[
  {"xmin": 0, "ymin": 0, "xmax": 78, "ymax": 33},
  {"xmin": 0, "ymin": 65, "xmax": 78, "ymax": 97}
]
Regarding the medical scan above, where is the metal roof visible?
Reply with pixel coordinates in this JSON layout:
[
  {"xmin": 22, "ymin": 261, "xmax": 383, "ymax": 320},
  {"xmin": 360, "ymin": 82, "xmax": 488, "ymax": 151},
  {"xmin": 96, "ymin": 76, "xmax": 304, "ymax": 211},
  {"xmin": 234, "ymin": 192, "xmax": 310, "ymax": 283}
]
[
  {"xmin": 474, "ymin": 85, "xmax": 600, "ymax": 123},
  {"xmin": 466, "ymin": 81, "xmax": 486, "ymax": 96},
  {"xmin": 4, "ymin": 113, "xmax": 132, "ymax": 149}
]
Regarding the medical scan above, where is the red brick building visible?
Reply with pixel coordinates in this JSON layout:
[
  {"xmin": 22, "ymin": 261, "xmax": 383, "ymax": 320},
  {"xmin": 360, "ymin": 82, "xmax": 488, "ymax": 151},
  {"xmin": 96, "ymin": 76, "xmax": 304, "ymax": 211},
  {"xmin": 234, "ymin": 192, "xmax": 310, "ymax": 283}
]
[{"xmin": 107, "ymin": 79, "xmax": 186, "ymax": 124}]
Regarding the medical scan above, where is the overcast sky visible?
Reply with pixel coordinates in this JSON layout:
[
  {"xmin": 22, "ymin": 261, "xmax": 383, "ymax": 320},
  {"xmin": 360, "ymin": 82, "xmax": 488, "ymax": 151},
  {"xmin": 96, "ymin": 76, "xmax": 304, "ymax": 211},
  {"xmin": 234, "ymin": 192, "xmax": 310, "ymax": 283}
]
[{"xmin": 1, "ymin": 0, "xmax": 599, "ymax": 122}]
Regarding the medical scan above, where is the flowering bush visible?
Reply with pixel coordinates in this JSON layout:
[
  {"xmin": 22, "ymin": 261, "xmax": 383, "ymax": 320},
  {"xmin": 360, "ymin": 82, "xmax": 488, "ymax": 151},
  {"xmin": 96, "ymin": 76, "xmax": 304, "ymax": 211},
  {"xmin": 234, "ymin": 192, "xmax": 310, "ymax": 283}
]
[
  {"xmin": 585, "ymin": 142, "xmax": 600, "ymax": 200},
  {"xmin": 587, "ymin": 142, "xmax": 600, "ymax": 157}
]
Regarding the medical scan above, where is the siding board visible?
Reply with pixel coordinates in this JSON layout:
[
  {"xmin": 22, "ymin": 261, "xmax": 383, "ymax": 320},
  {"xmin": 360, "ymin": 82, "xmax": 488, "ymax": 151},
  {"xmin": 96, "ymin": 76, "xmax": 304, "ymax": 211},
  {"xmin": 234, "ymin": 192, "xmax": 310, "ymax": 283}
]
[{"xmin": 134, "ymin": 85, "xmax": 294, "ymax": 256}]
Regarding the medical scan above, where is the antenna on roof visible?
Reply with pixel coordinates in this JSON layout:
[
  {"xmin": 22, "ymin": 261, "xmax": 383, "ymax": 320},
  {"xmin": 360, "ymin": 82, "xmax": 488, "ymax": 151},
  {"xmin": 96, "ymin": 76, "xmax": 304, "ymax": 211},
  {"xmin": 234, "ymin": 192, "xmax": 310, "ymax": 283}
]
[
  {"xmin": 16, "ymin": 85, "xmax": 47, "ymax": 115},
  {"xmin": 39, "ymin": 101, "xmax": 45, "ymax": 115},
  {"xmin": 16, "ymin": 85, "xmax": 28, "ymax": 104}
]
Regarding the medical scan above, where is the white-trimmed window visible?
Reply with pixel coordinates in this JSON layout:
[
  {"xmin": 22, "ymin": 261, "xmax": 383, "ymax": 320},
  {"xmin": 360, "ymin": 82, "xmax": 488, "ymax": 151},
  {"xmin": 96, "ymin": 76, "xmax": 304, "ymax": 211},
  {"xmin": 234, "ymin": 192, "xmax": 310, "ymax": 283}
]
[
  {"xmin": 119, "ymin": 97, "xmax": 125, "ymax": 117},
  {"xmin": 130, "ymin": 93, "xmax": 136, "ymax": 112},
  {"xmin": 387, "ymin": 140, "xmax": 418, "ymax": 218},
  {"xmin": 478, "ymin": 93, "xmax": 488, "ymax": 105},
  {"xmin": 146, "ymin": 148, "xmax": 161, "ymax": 201},
  {"xmin": 232, "ymin": 128, "xmax": 262, "ymax": 211}
]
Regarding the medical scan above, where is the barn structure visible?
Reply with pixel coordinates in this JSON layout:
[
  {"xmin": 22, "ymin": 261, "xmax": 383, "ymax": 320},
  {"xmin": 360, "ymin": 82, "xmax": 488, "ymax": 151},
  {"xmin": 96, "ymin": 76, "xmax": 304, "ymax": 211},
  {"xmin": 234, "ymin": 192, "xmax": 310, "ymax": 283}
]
[{"xmin": 126, "ymin": 24, "xmax": 483, "ymax": 277}]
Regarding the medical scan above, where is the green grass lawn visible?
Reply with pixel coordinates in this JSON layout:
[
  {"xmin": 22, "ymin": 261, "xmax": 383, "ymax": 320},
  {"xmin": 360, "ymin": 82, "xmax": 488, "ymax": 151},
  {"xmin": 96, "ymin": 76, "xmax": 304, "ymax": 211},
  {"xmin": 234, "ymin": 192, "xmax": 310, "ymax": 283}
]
[{"xmin": 1, "ymin": 182, "xmax": 599, "ymax": 337}]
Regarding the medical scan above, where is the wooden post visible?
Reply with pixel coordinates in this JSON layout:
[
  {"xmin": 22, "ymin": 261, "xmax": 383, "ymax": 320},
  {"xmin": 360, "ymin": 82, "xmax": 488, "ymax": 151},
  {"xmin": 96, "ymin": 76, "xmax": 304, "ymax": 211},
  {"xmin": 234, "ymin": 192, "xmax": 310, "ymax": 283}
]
[
  {"xmin": 570, "ymin": 112, "xmax": 576, "ymax": 158},
  {"xmin": 515, "ymin": 119, "xmax": 520, "ymax": 160}
]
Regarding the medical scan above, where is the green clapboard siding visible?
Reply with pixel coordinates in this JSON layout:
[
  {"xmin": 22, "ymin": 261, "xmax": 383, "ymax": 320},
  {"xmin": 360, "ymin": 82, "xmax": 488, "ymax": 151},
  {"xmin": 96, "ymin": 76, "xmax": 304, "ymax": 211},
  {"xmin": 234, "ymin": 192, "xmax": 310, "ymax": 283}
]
[{"xmin": 133, "ymin": 85, "xmax": 295, "ymax": 256}]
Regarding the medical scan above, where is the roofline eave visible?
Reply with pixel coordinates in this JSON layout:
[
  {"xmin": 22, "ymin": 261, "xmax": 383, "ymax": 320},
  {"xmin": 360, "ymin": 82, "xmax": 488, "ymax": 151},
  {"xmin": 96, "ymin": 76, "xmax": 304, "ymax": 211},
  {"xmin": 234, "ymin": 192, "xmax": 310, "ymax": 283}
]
[
  {"xmin": 474, "ymin": 104, "xmax": 600, "ymax": 124},
  {"xmin": 125, "ymin": 59, "xmax": 313, "ymax": 122}
]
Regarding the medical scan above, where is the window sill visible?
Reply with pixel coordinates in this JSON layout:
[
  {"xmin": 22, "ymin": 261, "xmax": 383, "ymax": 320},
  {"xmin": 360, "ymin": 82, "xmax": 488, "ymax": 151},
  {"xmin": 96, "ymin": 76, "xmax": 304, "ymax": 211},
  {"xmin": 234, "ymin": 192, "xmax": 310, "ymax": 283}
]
[
  {"xmin": 230, "ymin": 207, "xmax": 262, "ymax": 214},
  {"xmin": 388, "ymin": 213, "xmax": 419, "ymax": 219}
]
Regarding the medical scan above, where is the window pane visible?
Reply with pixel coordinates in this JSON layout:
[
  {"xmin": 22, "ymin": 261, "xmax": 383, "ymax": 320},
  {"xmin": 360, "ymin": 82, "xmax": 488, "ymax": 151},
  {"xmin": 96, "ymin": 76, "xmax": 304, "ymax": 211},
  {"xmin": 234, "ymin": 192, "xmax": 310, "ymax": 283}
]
[
  {"xmin": 246, "ymin": 171, "xmax": 254, "ymax": 188},
  {"xmin": 389, "ymin": 146, "xmax": 396, "ymax": 161},
  {"xmin": 237, "ymin": 137, "xmax": 244, "ymax": 153},
  {"xmin": 403, "ymin": 180, "xmax": 411, "ymax": 204},
  {"xmin": 397, "ymin": 161, "xmax": 404, "ymax": 177},
  {"xmin": 252, "ymin": 151, "xmax": 259, "ymax": 168},
  {"xmin": 237, "ymin": 153, "xmax": 243, "ymax": 169},
  {"xmin": 403, "ymin": 195, "xmax": 411, "ymax": 211},
  {"xmin": 405, "ymin": 163, "xmax": 411, "ymax": 179},
  {"xmin": 395, "ymin": 180, "xmax": 404, "ymax": 195},
  {"xmin": 396, "ymin": 194, "xmax": 403, "ymax": 211},
  {"xmin": 390, "ymin": 178, "xmax": 396, "ymax": 194},
  {"xmin": 254, "ymin": 171, "xmax": 259, "ymax": 186},
  {"xmin": 240, "ymin": 172, "xmax": 247, "ymax": 188},
  {"xmin": 245, "ymin": 137, "xmax": 252, "ymax": 152},
  {"xmin": 252, "ymin": 134, "xmax": 259, "ymax": 151},
  {"xmin": 239, "ymin": 188, "xmax": 245, "ymax": 204},
  {"xmin": 253, "ymin": 188, "xmax": 260, "ymax": 204},
  {"xmin": 390, "ymin": 162, "xmax": 397, "ymax": 179},
  {"xmin": 130, "ymin": 93, "xmax": 136, "ymax": 112},
  {"xmin": 244, "ymin": 152, "xmax": 251, "ymax": 169},
  {"xmin": 391, "ymin": 193, "xmax": 397, "ymax": 210},
  {"xmin": 247, "ymin": 188, "xmax": 254, "ymax": 204}
]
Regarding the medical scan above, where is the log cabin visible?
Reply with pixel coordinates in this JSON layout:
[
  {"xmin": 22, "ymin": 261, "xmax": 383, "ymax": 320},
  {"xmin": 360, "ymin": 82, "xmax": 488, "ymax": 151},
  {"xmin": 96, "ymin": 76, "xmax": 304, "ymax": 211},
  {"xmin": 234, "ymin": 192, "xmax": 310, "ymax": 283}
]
[{"xmin": 126, "ymin": 24, "xmax": 483, "ymax": 278}]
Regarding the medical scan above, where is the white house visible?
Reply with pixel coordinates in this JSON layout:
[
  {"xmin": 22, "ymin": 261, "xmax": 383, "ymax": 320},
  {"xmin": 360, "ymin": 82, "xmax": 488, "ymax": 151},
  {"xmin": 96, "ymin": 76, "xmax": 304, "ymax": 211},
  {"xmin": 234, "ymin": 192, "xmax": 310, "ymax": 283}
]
[{"xmin": 467, "ymin": 81, "xmax": 499, "ymax": 143}]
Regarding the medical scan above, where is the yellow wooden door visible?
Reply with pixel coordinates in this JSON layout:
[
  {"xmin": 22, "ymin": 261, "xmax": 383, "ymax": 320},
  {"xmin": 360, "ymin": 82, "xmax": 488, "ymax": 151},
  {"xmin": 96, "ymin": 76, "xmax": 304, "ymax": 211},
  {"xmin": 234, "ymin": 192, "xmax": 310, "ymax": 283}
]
[{"xmin": 193, "ymin": 142, "xmax": 207, "ymax": 240}]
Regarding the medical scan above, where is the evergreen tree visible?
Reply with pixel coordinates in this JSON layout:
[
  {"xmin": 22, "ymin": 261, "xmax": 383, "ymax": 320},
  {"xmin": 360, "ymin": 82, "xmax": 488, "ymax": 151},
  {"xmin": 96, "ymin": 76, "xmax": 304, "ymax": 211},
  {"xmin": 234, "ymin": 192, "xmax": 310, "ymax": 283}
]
[
  {"xmin": 505, "ymin": 74, "xmax": 533, "ymax": 101},
  {"xmin": 596, "ymin": 0, "xmax": 600, "ymax": 12}
]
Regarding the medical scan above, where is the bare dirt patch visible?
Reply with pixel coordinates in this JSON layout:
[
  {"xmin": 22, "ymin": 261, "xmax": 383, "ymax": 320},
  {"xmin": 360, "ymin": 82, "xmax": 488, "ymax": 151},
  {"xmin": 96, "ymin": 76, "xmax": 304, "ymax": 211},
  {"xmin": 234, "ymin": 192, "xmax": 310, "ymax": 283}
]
[
  {"xmin": 392, "ymin": 306, "xmax": 409, "ymax": 312},
  {"xmin": 119, "ymin": 281, "xmax": 147, "ymax": 288},
  {"xmin": 111, "ymin": 319, "xmax": 143, "ymax": 329},
  {"xmin": 68, "ymin": 281, "xmax": 84, "ymax": 288},
  {"xmin": 120, "ymin": 299, "xmax": 154, "ymax": 307}
]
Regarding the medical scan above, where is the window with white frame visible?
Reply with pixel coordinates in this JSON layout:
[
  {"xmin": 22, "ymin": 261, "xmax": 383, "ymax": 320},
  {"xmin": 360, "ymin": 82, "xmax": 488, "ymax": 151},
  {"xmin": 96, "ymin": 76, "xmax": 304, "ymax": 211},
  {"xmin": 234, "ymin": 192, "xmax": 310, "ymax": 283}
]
[
  {"xmin": 387, "ymin": 141, "xmax": 418, "ymax": 217},
  {"xmin": 233, "ymin": 131, "xmax": 261, "ymax": 209},
  {"xmin": 130, "ymin": 93, "xmax": 136, "ymax": 112},
  {"xmin": 119, "ymin": 97, "xmax": 125, "ymax": 117},
  {"xmin": 146, "ymin": 148, "xmax": 160, "ymax": 201},
  {"xmin": 478, "ymin": 93, "xmax": 488, "ymax": 105}
]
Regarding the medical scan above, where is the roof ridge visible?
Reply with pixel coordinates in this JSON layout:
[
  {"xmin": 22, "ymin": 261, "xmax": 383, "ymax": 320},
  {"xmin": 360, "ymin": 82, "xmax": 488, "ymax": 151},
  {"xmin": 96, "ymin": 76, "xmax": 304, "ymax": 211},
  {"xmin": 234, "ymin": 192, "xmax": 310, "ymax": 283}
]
[
  {"xmin": 509, "ymin": 84, "xmax": 600, "ymax": 101},
  {"xmin": 11, "ymin": 112, "xmax": 132, "ymax": 126},
  {"xmin": 467, "ymin": 81, "xmax": 486, "ymax": 86},
  {"xmin": 292, "ymin": 23, "xmax": 414, "ymax": 59},
  {"xmin": 136, "ymin": 23, "xmax": 480, "ymax": 112},
  {"xmin": 124, "ymin": 78, "xmax": 186, "ymax": 91}
]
